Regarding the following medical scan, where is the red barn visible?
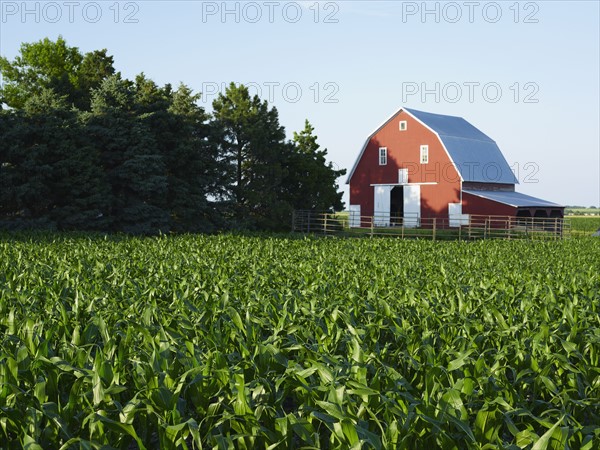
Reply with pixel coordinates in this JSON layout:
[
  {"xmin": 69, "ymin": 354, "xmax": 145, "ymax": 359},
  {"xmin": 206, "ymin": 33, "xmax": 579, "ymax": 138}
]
[{"xmin": 346, "ymin": 107, "xmax": 564, "ymax": 227}]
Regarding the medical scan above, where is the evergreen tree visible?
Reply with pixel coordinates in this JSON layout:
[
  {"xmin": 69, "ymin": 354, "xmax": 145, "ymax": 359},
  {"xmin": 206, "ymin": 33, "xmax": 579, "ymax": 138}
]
[
  {"xmin": 87, "ymin": 75, "xmax": 169, "ymax": 234},
  {"xmin": 132, "ymin": 75, "xmax": 221, "ymax": 232},
  {"xmin": 0, "ymin": 88, "xmax": 109, "ymax": 229},
  {"xmin": 0, "ymin": 108, "xmax": 47, "ymax": 226},
  {"xmin": 166, "ymin": 84, "xmax": 222, "ymax": 232},
  {"xmin": 75, "ymin": 49, "xmax": 116, "ymax": 109},
  {"xmin": 212, "ymin": 83, "xmax": 289, "ymax": 229},
  {"xmin": 286, "ymin": 120, "xmax": 346, "ymax": 211}
]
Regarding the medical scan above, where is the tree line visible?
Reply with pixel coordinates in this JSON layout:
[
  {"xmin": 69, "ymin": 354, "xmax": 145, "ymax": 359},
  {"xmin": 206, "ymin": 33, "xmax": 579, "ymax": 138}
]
[{"xmin": 0, "ymin": 37, "xmax": 345, "ymax": 233}]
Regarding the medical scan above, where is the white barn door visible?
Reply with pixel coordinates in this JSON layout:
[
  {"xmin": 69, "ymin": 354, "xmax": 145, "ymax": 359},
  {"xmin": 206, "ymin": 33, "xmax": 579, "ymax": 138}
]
[
  {"xmin": 449, "ymin": 203, "xmax": 462, "ymax": 227},
  {"xmin": 373, "ymin": 186, "xmax": 391, "ymax": 226},
  {"xmin": 403, "ymin": 185, "xmax": 420, "ymax": 228},
  {"xmin": 449, "ymin": 203, "xmax": 469, "ymax": 227}
]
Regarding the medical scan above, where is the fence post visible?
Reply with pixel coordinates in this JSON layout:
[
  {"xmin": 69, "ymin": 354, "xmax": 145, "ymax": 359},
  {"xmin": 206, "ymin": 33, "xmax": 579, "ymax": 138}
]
[
  {"xmin": 324, "ymin": 213, "xmax": 328, "ymax": 235},
  {"xmin": 307, "ymin": 211, "xmax": 311, "ymax": 233},
  {"xmin": 484, "ymin": 218, "xmax": 488, "ymax": 240},
  {"xmin": 432, "ymin": 218, "xmax": 436, "ymax": 241},
  {"xmin": 370, "ymin": 216, "xmax": 374, "ymax": 238}
]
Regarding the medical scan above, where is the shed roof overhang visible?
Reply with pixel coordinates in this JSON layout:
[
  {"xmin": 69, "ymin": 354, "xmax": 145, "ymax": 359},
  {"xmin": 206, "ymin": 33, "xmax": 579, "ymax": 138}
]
[{"xmin": 463, "ymin": 190, "xmax": 564, "ymax": 208}]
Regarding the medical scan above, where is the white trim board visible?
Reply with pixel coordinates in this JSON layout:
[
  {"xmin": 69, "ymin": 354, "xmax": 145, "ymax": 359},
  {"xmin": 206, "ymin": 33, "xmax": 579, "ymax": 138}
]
[{"xmin": 369, "ymin": 182, "xmax": 437, "ymax": 186}]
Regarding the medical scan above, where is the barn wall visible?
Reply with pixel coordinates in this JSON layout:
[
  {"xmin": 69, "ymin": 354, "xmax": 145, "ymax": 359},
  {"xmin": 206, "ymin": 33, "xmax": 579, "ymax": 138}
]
[
  {"xmin": 349, "ymin": 109, "xmax": 461, "ymax": 218},
  {"xmin": 462, "ymin": 192, "xmax": 517, "ymax": 216}
]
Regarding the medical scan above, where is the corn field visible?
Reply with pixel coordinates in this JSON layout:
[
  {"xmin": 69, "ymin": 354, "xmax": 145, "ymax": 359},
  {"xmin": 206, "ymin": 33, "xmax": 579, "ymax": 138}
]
[{"xmin": 1, "ymin": 233, "xmax": 599, "ymax": 449}]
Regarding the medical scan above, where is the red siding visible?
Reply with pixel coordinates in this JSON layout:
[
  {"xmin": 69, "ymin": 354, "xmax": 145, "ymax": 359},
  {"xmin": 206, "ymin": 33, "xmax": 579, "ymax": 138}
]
[
  {"xmin": 349, "ymin": 109, "xmax": 461, "ymax": 218},
  {"xmin": 462, "ymin": 192, "xmax": 517, "ymax": 216}
]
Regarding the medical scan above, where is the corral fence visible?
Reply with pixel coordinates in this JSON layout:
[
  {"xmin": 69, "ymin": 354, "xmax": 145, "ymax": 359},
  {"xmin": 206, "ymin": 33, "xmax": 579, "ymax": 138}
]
[{"xmin": 292, "ymin": 211, "xmax": 571, "ymax": 240}]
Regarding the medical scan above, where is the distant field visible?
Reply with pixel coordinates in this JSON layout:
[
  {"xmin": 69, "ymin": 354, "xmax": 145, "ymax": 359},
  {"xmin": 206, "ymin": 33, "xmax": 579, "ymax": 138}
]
[
  {"xmin": 1, "ymin": 233, "xmax": 599, "ymax": 448},
  {"xmin": 565, "ymin": 208, "xmax": 599, "ymax": 216}
]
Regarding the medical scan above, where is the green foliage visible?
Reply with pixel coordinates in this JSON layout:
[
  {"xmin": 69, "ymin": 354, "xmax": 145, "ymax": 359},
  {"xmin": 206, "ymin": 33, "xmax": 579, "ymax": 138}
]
[
  {"xmin": 285, "ymin": 120, "xmax": 346, "ymax": 211},
  {"xmin": 87, "ymin": 74, "xmax": 170, "ymax": 234},
  {"xmin": 212, "ymin": 83, "xmax": 290, "ymax": 229},
  {"xmin": 1, "ymin": 38, "xmax": 345, "ymax": 233},
  {"xmin": 145, "ymin": 81, "xmax": 220, "ymax": 233},
  {"xmin": 212, "ymin": 86, "xmax": 346, "ymax": 230},
  {"xmin": 569, "ymin": 217, "xmax": 600, "ymax": 233},
  {"xmin": 0, "ymin": 89, "xmax": 109, "ymax": 230},
  {"xmin": 0, "ymin": 234, "xmax": 599, "ymax": 448},
  {"xmin": 0, "ymin": 36, "xmax": 114, "ymax": 110}
]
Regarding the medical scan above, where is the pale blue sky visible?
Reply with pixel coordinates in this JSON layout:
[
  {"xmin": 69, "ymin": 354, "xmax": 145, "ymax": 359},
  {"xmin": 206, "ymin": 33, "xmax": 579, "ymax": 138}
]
[{"xmin": 1, "ymin": 1, "xmax": 599, "ymax": 206}]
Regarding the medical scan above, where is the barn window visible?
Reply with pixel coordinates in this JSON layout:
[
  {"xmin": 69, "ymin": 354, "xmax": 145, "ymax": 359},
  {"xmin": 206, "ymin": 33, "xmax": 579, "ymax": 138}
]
[
  {"xmin": 379, "ymin": 147, "xmax": 387, "ymax": 165},
  {"xmin": 399, "ymin": 120, "xmax": 407, "ymax": 131},
  {"xmin": 420, "ymin": 145, "xmax": 429, "ymax": 164}
]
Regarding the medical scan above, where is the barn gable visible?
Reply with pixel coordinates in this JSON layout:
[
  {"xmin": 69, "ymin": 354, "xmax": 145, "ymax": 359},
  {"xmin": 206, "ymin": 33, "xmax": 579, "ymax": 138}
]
[{"xmin": 347, "ymin": 107, "xmax": 518, "ymax": 185}]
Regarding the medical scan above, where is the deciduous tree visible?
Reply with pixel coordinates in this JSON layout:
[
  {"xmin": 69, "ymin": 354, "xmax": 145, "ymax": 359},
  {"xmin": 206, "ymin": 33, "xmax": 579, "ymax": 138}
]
[{"xmin": 0, "ymin": 36, "xmax": 114, "ymax": 110}]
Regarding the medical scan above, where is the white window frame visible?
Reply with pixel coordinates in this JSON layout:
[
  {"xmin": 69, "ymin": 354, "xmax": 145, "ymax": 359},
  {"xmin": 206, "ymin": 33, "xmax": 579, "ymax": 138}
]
[
  {"xmin": 399, "ymin": 120, "xmax": 407, "ymax": 131},
  {"xmin": 420, "ymin": 145, "xmax": 429, "ymax": 164},
  {"xmin": 379, "ymin": 147, "xmax": 387, "ymax": 165}
]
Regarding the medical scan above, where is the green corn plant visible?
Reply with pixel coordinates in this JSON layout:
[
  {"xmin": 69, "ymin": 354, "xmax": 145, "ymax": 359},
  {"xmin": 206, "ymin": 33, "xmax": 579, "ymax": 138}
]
[{"xmin": 0, "ymin": 232, "xmax": 599, "ymax": 448}]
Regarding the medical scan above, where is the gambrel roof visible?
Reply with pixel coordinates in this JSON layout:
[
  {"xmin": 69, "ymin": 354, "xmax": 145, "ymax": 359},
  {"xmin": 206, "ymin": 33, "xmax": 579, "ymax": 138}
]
[{"xmin": 347, "ymin": 107, "xmax": 519, "ymax": 185}]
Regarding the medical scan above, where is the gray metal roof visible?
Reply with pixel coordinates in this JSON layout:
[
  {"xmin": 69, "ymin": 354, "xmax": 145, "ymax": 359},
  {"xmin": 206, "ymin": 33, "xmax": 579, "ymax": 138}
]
[
  {"xmin": 405, "ymin": 108, "xmax": 519, "ymax": 184},
  {"xmin": 463, "ymin": 190, "xmax": 564, "ymax": 208}
]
